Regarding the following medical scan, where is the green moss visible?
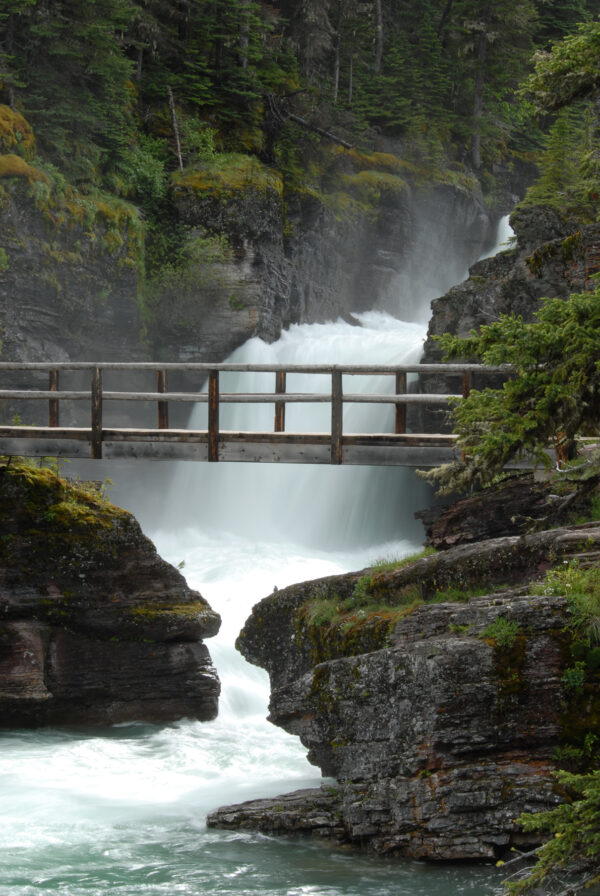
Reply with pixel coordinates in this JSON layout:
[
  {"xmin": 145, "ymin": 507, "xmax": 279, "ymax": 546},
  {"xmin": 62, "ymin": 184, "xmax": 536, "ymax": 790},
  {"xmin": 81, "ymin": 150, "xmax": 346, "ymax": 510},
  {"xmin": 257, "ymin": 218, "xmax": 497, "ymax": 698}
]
[
  {"xmin": 171, "ymin": 153, "xmax": 283, "ymax": 200},
  {"xmin": 0, "ymin": 153, "xmax": 48, "ymax": 182},
  {"xmin": 0, "ymin": 460, "xmax": 133, "ymax": 585},
  {"xmin": 0, "ymin": 106, "xmax": 35, "ymax": 159},
  {"xmin": 127, "ymin": 602, "xmax": 209, "ymax": 620},
  {"xmin": 526, "ymin": 231, "xmax": 584, "ymax": 277},
  {"xmin": 341, "ymin": 169, "xmax": 409, "ymax": 203}
]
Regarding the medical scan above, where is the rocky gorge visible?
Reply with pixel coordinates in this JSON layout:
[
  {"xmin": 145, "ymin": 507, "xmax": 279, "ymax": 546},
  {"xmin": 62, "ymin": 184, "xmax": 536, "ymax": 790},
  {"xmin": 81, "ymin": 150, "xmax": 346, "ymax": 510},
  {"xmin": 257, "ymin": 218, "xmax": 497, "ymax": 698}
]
[{"xmin": 0, "ymin": 118, "xmax": 498, "ymax": 375}]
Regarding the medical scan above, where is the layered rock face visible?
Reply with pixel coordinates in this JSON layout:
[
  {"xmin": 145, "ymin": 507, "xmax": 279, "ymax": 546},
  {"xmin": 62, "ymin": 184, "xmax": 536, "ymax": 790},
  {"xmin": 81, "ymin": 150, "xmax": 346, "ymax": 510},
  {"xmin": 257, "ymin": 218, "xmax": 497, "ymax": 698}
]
[
  {"xmin": 168, "ymin": 176, "xmax": 493, "ymax": 357},
  {"xmin": 0, "ymin": 152, "xmax": 495, "ymax": 381},
  {"xmin": 417, "ymin": 204, "xmax": 600, "ymax": 430},
  {"xmin": 0, "ymin": 176, "xmax": 143, "ymax": 365},
  {"xmin": 208, "ymin": 522, "xmax": 600, "ymax": 860},
  {"xmin": 0, "ymin": 462, "xmax": 221, "ymax": 726}
]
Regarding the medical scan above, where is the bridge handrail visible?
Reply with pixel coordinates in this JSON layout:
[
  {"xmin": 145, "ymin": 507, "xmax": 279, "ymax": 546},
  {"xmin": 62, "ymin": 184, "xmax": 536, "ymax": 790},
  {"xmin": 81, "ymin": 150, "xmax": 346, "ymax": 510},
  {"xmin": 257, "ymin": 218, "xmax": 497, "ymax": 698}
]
[
  {"xmin": 0, "ymin": 361, "xmax": 511, "ymax": 374},
  {"xmin": 0, "ymin": 361, "xmax": 511, "ymax": 462}
]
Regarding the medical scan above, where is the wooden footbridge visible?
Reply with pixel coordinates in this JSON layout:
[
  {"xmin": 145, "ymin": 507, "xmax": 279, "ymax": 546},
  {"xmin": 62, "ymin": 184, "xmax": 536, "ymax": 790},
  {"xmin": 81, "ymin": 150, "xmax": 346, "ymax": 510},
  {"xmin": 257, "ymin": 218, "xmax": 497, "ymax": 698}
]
[{"xmin": 0, "ymin": 361, "xmax": 505, "ymax": 467}]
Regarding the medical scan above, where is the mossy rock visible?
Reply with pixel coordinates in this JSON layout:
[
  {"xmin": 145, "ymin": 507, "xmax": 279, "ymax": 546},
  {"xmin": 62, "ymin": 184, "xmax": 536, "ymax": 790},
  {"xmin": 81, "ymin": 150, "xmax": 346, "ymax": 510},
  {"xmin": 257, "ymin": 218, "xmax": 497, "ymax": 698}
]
[
  {"xmin": 171, "ymin": 153, "xmax": 283, "ymax": 200},
  {"xmin": 0, "ymin": 106, "xmax": 35, "ymax": 159},
  {"xmin": 0, "ymin": 153, "xmax": 47, "ymax": 182}
]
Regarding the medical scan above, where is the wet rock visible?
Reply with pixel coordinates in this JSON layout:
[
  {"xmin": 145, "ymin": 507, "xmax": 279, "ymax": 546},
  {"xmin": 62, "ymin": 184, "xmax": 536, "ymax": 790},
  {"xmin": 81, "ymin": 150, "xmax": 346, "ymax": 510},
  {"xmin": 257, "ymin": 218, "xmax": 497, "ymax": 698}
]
[
  {"xmin": 418, "ymin": 476, "xmax": 589, "ymax": 549},
  {"xmin": 0, "ymin": 462, "xmax": 221, "ymax": 726},
  {"xmin": 211, "ymin": 525, "xmax": 600, "ymax": 859}
]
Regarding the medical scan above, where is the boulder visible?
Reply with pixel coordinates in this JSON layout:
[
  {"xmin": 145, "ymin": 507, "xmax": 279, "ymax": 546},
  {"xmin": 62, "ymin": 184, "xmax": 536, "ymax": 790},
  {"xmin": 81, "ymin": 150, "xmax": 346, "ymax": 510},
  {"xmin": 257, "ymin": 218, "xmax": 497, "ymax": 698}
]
[{"xmin": 0, "ymin": 461, "xmax": 221, "ymax": 726}]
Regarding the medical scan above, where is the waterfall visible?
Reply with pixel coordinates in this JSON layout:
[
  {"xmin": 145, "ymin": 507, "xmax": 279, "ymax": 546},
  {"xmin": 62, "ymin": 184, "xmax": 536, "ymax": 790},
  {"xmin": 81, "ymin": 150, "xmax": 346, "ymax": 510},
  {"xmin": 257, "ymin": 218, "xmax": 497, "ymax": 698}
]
[
  {"xmin": 0, "ymin": 222, "xmax": 514, "ymax": 896},
  {"xmin": 160, "ymin": 311, "xmax": 430, "ymax": 551}
]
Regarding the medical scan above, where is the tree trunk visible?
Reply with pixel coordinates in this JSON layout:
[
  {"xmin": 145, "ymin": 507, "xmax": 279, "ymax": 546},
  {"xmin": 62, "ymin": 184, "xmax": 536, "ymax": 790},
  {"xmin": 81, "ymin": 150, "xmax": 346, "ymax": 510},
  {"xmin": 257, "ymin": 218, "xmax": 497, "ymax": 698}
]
[
  {"xmin": 348, "ymin": 45, "xmax": 354, "ymax": 104},
  {"xmin": 437, "ymin": 0, "xmax": 454, "ymax": 42},
  {"xmin": 332, "ymin": 3, "xmax": 342, "ymax": 104},
  {"xmin": 239, "ymin": 0, "xmax": 250, "ymax": 71},
  {"xmin": 374, "ymin": 0, "xmax": 383, "ymax": 74},
  {"xmin": 167, "ymin": 86, "xmax": 184, "ymax": 173}
]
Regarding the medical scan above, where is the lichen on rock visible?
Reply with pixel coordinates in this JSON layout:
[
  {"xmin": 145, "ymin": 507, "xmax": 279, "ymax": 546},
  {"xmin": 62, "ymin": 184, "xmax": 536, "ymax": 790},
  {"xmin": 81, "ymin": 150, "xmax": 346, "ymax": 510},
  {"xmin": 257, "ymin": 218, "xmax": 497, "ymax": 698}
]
[
  {"xmin": 0, "ymin": 460, "xmax": 221, "ymax": 726},
  {"xmin": 210, "ymin": 521, "xmax": 600, "ymax": 861}
]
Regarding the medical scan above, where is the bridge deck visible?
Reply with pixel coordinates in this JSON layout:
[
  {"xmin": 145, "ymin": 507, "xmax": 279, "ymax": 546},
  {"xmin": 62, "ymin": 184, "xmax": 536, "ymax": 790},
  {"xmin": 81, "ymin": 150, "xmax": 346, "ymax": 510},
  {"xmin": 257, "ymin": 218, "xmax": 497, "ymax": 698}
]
[{"xmin": 0, "ymin": 426, "xmax": 459, "ymax": 466}]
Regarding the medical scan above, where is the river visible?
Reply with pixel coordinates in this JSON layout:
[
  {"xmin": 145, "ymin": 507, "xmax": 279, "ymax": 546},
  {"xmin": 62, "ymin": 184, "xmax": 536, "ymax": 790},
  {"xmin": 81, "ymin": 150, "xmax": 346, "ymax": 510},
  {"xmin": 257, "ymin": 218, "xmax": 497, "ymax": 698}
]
[{"xmin": 0, "ymin": 225, "xmax": 514, "ymax": 896}]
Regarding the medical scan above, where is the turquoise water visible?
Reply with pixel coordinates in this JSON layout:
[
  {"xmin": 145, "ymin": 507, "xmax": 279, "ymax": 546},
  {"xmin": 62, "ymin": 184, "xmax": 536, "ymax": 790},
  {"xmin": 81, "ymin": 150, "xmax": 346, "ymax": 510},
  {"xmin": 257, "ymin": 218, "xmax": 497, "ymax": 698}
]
[{"xmin": 1, "ymin": 314, "xmax": 507, "ymax": 895}]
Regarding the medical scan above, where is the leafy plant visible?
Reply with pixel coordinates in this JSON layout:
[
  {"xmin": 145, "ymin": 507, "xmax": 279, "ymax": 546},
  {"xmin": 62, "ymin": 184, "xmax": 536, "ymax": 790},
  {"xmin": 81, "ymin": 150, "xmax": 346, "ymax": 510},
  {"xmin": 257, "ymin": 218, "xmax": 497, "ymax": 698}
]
[
  {"xmin": 480, "ymin": 617, "xmax": 521, "ymax": 648},
  {"xmin": 562, "ymin": 660, "xmax": 587, "ymax": 694},
  {"xmin": 506, "ymin": 770, "xmax": 600, "ymax": 894},
  {"xmin": 533, "ymin": 561, "xmax": 600, "ymax": 645}
]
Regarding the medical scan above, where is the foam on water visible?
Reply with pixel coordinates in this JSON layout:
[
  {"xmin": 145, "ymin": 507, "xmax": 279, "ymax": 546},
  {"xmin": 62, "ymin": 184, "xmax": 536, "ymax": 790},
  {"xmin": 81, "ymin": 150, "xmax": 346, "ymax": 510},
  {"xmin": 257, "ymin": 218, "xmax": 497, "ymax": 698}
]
[{"xmin": 0, "ymin": 305, "xmax": 508, "ymax": 894}]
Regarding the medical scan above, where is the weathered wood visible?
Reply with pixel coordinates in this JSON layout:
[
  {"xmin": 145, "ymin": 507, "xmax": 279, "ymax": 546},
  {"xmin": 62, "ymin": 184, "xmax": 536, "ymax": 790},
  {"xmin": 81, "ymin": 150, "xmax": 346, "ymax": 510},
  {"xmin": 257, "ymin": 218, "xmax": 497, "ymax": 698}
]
[
  {"xmin": 0, "ymin": 359, "xmax": 515, "ymax": 467},
  {"xmin": 462, "ymin": 370, "xmax": 473, "ymax": 399},
  {"xmin": 0, "ymin": 426, "xmax": 90, "ymax": 440},
  {"xmin": 0, "ymin": 361, "xmax": 511, "ymax": 374},
  {"xmin": 91, "ymin": 367, "xmax": 103, "ymax": 460},
  {"xmin": 157, "ymin": 369, "xmax": 169, "ymax": 430},
  {"xmin": 49, "ymin": 369, "xmax": 59, "ymax": 428},
  {"xmin": 0, "ymin": 388, "xmax": 461, "ymax": 404},
  {"xmin": 208, "ymin": 369, "xmax": 219, "ymax": 462},
  {"xmin": 331, "ymin": 369, "xmax": 343, "ymax": 464},
  {"xmin": 395, "ymin": 371, "xmax": 407, "ymax": 434},
  {"xmin": 274, "ymin": 370, "xmax": 286, "ymax": 433},
  {"xmin": 0, "ymin": 390, "xmax": 91, "ymax": 400}
]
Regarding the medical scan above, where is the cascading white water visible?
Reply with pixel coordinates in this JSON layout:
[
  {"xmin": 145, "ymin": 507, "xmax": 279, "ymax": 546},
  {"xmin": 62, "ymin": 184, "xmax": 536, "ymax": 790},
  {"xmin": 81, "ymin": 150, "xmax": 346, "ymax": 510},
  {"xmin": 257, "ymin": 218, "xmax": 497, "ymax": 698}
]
[{"xmin": 0, "ymin": 223, "xmax": 514, "ymax": 896}]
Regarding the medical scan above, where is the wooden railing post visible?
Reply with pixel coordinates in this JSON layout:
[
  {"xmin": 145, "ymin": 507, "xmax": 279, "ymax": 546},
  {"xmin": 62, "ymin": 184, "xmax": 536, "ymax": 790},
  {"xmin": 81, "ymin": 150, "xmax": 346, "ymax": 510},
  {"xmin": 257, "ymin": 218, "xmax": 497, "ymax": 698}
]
[
  {"xmin": 462, "ymin": 370, "xmax": 473, "ymax": 399},
  {"xmin": 208, "ymin": 369, "xmax": 219, "ymax": 462},
  {"xmin": 91, "ymin": 367, "xmax": 103, "ymax": 459},
  {"xmin": 157, "ymin": 369, "xmax": 169, "ymax": 430},
  {"xmin": 331, "ymin": 368, "xmax": 343, "ymax": 464},
  {"xmin": 395, "ymin": 371, "xmax": 406, "ymax": 434},
  {"xmin": 274, "ymin": 370, "xmax": 286, "ymax": 432},
  {"xmin": 49, "ymin": 369, "xmax": 59, "ymax": 428}
]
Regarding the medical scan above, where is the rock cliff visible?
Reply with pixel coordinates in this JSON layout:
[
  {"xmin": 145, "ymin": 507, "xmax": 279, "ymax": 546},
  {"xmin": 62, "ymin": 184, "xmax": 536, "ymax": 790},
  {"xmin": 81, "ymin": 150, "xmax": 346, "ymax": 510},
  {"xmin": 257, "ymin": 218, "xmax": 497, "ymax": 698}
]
[
  {"xmin": 208, "ymin": 519, "xmax": 600, "ymax": 860},
  {"xmin": 417, "ymin": 204, "xmax": 600, "ymax": 431},
  {"xmin": 0, "ymin": 138, "xmax": 496, "ymax": 381},
  {"xmin": 0, "ymin": 461, "xmax": 221, "ymax": 726}
]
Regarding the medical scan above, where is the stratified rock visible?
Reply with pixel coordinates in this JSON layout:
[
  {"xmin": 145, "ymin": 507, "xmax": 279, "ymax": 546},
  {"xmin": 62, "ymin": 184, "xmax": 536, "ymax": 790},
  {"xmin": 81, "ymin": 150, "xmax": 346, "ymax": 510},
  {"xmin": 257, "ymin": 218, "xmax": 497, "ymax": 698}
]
[
  {"xmin": 417, "ymin": 207, "xmax": 600, "ymax": 432},
  {"xmin": 0, "ymin": 461, "xmax": 221, "ymax": 726},
  {"xmin": 209, "ymin": 525, "xmax": 600, "ymax": 860},
  {"xmin": 418, "ymin": 475, "xmax": 597, "ymax": 549}
]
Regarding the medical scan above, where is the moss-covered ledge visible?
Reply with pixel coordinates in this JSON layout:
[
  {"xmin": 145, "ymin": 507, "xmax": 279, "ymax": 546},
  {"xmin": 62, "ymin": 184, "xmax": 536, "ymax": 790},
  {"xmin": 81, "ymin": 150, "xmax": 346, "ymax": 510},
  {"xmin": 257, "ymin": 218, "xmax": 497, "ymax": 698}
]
[{"xmin": 0, "ymin": 461, "xmax": 221, "ymax": 727}]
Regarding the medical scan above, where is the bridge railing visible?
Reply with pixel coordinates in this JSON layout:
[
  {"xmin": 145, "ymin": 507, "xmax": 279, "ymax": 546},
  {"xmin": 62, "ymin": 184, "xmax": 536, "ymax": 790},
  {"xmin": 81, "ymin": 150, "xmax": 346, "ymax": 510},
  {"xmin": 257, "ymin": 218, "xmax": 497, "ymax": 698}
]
[{"xmin": 0, "ymin": 361, "xmax": 509, "ymax": 465}]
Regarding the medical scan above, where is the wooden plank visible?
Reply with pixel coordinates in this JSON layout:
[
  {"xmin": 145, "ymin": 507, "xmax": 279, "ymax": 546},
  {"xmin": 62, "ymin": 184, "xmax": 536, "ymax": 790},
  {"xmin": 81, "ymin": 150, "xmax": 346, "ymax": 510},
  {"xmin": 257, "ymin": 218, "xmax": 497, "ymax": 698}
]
[
  {"xmin": 342, "ymin": 445, "xmax": 458, "ymax": 467},
  {"xmin": 395, "ymin": 371, "xmax": 406, "ymax": 434},
  {"xmin": 49, "ymin": 369, "xmax": 59, "ymax": 428},
  {"xmin": 90, "ymin": 367, "xmax": 103, "ymax": 460},
  {"xmin": 208, "ymin": 369, "xmax": 219, "ymax": 462},
  {"xmin": 0, "ymin": 361, "xmax": 512, "ymax": 374},
  {"xmin": 0, "ymin": 426, "xmax": 90, "ymax": 440},
  {"xmin": 0, "ymin": 425, "xmax": 458, "ymax": 446},
  {"xmin": 103, "ymin": 441, "xmax": 209, "ymax": 462},
  {"xmin": 274, "ymin": 370, "xmax": 286, "ymax": 433},
  {"xmin": 218, "ymin": 441, "xmax": 332, "ymax": 465},
  {"xmin": 157, "ymin": 369, "xmax": 169, "ymax": 430},
  {"xmin": 0, "ymin": 390, "xmax": 90, "ymax": 400},
  {"xmin": 0, "ymin": 388, "xmax": 470, "ymax": 404},
  {"xmin": 331, "ymin": 368, "xmax": 343, "ymax": 464},
  {"xmin": 0, "ymin": 438, "xmax": 92, "ymax": 459},
  {"xmin": 102, "ymin": 428, "xmax": 209, "ymax": 443}
]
